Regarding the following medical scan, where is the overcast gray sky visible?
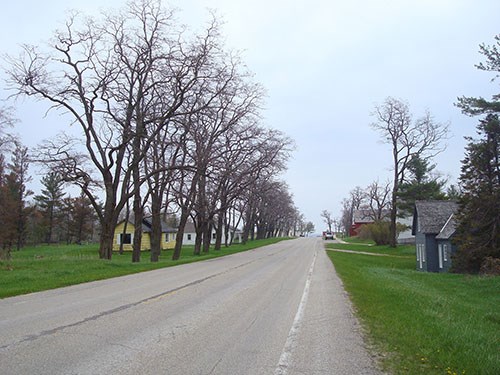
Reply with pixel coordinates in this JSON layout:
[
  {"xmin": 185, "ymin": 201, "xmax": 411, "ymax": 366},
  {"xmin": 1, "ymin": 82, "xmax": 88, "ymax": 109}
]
[{"xmin": 1, "ymin": 0, "xmax": 499, "ymax": 233}]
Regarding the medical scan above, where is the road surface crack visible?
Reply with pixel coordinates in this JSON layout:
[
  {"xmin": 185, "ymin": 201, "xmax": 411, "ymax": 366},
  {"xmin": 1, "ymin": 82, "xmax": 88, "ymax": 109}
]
[{"xmin": 1, "ymin": 250, "xmax": 288, "ymax": 353}]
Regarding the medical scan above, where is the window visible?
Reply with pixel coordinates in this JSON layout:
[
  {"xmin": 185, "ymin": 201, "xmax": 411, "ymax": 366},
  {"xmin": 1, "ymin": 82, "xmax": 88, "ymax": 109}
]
[
  {"xmin": 438, "ymin": 244, "xmax": 443, "ymax": 269},
  {"xmin": 212, "ymin": 232, "xmax": 216, "ymax": 240},
  {"xmin": 443, "ymin": 244, "xmax": 448, "ymax": 261},
  {"xmin": 417, "ymin": 243, "xmax": 425, "ymax": 269},
  {"xmin": 187, "ymin": 234, "xmax": 192, "ymax": 241},
  {"xmin": 119, "ymin": 233, "xmax": 132, "ymax": 244},
  {"xmin": 165, "ymin": 233, "xmax": 170, "ymax": 242}
]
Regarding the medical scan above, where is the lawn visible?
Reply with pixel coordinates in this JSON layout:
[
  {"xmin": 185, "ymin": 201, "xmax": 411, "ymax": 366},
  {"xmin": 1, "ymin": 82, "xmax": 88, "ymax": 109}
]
[
  {"xmin": 326, "ymin": 243, "xmax": 500, "ymax": 375},
  {"xmin": 330, "ymin": 241, "xmax": 415, "ymax": 256},
  {"xmin": 0, "ymin": 237, "xmax": 288, "ymax": 299}
]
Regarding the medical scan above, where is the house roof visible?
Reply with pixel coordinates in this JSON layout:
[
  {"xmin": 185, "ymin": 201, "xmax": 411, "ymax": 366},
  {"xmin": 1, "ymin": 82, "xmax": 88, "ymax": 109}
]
[
  {"xmin": 141, "ymin": 218, "xmax": 177, "ymax": 233},
  {"xmin": 118, "ymin": 218, "xmax": 177, "ymax": 233},
  {"xmin": 413, "ymin": 200, "xmax": 458, "ymax": 235},
  {"xmin": 183, "ymin": 221, "xmax": 196, "ymax": 233},
  {"xmin": 181, "ymin": 221, "xmax": 242, "ymax": 234},
  {"xmin": 435, "ymin": 214, "xmax": 457, "ymax": 240}
]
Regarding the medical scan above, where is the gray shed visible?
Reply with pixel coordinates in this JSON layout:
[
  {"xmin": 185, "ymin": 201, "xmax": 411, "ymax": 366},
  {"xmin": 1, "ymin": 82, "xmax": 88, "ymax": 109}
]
[{"xmin": 412, "ymin": 201, "xmax": 458, "ymax": 272}]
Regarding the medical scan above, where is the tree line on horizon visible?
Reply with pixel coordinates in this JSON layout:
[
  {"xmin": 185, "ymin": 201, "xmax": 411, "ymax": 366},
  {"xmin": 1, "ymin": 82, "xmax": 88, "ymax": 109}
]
[{"xmin": 0, "ymin": 0, "xmax": 309, "ymax": 262}]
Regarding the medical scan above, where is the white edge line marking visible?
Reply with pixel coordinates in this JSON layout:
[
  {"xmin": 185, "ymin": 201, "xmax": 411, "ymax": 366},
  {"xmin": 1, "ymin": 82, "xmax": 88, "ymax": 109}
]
[{"xmin": 274, "ymin": 244, "xmax": 318, "ymax": 375}]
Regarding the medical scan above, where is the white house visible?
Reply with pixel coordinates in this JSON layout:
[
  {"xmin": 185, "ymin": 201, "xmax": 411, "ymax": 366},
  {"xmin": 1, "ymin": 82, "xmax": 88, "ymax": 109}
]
[{"xmin": 182, "ymin": 221, "xmax": 242, "ymax": 245}]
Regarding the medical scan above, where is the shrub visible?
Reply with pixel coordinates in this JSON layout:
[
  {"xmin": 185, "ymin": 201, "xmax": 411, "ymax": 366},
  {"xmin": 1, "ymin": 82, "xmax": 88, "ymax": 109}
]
[
  {"xmin": 480, "ymin": 256, "xmax": 500, "ymax": 276},
  {"xmin": 358, "ymin": 221, "xmax": 408, "ymax": 246}
]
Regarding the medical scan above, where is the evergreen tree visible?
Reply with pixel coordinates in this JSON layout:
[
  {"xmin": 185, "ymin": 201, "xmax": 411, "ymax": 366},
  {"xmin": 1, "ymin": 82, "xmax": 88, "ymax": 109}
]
[
  {"xmin": 397, "ymin": 155, "xmax": 447, "ymax": 216},
  {"xmin": 453, "ymin": 114, "xmax": 500, "ymax": 273},
  {"xmin": 70, "ymin": 192, "xmax": 98, "ymax": 244},
  {"xmin": 34, "ymin": 172, "xmax": 65, "ymax": 243},
  {"xmin": 7, "ymin": 142, "xmax": 32, "ymax": 250},
  {"xmin": 454, "ymin": 34, "xmax": 500, "ymax": 273},
  {"xmin": 0, "ymin": 155, "xmax": 17, "ymax": 259},
  {"xmin": 445, "ymin": 184, "xmax": 462, "ymax": 200},
  {"xmin": 59, "ymin": 193, "xmax": 98, "ymax": 244}
]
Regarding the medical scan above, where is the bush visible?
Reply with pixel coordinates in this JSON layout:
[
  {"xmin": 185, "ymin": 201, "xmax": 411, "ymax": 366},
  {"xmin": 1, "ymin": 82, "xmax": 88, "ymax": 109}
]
[
  {"xmin": 452, "ymin": 242, "xmax": 500, "ymax": 274},
  {"xmin": 480, "ymin": 257, "xmax": 500, "ymax": 276},
  {"xmin": 358, "ymin": 221, "xmax": 407, "ymax": 246},
  {"xmin": 358, "ymin": 221, "xmax": 390, "ymax": 245}
]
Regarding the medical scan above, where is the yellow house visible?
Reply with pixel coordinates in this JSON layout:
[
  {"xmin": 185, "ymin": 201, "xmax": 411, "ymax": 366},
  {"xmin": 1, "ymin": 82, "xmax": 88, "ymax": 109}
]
[{"xmin": 113, "ymin": 218, "xmax": 177, "ymax": 251}]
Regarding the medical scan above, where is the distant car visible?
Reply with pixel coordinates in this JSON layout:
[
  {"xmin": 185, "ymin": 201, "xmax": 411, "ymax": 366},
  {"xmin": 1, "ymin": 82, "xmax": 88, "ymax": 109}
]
[{"xmin": 323, "ymin": 231, "xmax": 334, "ymax": 240}]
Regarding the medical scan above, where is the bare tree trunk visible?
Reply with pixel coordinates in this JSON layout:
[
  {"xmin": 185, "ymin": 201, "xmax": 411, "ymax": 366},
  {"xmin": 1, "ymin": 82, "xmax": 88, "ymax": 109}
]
[
  {"xmin": 242, "ymin": 201, "xmax": 253, "ymax": 244},
  {"xmin": 390, "ymin": 168, "xmax": 399, "ymax": 248},
  {"xmin": 172, "ymin": 209, "xmax": 189, "ymax": 261},
  {"xmin": 99, "ymin": 219, "xmax": 116, "ymax": 260},
  {"xmin": 214, "ymin": 213, "xmax": 224, "ymax": 250},
  {"xmin": 99, "ymin": 189, "xmax": 119, "ymax": 259},
  {"xmin": 150, "ymin": 195, "xmax": 162, "ymax": 262},
  {"xmin": 194, "ymin": 222, "xmax": 203, "ymax": 256},
  {"xmin": 203, "ymin": 221, "xmax": 212, "ymax": 253},
  {"xmin": 119, "ymin": 199, "xmax": 130, "ymax": 255},
  {"xmin": 132, "ymin": 187, "xmax": 143, "ymax": 263}
]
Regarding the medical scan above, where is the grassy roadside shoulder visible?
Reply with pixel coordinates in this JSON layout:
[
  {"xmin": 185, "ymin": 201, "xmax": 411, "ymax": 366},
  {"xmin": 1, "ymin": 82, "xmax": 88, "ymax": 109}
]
[
  {"xmin": 0, "ymin": 237, "xmax": 290, "ymax": 299},
  {"xmin": 326, "ymin": 241, "xmax": 500, "ymax": 375}
]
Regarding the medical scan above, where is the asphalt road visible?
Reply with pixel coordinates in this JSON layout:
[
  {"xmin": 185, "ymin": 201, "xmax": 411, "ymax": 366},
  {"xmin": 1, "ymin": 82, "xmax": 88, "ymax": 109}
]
[{"xmin": 0, "ymin": 237, "xmax": 382, "ymax": 375}]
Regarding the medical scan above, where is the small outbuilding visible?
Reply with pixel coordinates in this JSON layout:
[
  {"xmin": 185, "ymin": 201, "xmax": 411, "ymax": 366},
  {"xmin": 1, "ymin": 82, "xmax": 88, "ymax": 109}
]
[{"xmin": 412, "ymin": 200, "xmax": 458, "ymax": 272}]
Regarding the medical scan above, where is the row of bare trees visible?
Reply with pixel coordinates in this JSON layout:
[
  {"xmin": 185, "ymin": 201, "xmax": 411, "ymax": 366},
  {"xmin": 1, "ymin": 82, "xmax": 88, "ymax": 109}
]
[{"xmin": 4, "ymin": 1, "xmax": 300, "ymax": 261}]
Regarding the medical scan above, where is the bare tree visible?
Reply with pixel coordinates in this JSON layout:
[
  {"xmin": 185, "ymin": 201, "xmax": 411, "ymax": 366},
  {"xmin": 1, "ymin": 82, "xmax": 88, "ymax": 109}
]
[
  {"xmin": 6, "ymin": 1, "xmax": 228, "ymax": 259},
  {"xmin": 320, "ymin": 210, "xmax": 334, "ymax": 232},
  {"xmin": 252, "ymin": 180, "xmax": 296, "ymax": 239},
  {"xmin": 304, "ymin": 221, "xmax": 315, "ymax": 235},
  {"xmin": 143, "ymin": 122, "xmax": 185, "ymax": 262},
  {"xmin": 0, "ymin": 106, "xmax": 17, "ymax": 151},
  {"xmin": 364, "ymin": 180, "xmax": 391, "ymax": 221},
  {"xmin": 371, "ymin": 97, "xmax": 448, "ymax": 246},
  {"xmin": 339, "ymin": 186, "xmax": 366, "ymax": 236}
]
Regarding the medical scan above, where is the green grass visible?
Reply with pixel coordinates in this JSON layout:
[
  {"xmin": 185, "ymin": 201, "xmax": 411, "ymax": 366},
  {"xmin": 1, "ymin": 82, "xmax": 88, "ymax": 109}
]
[
  {"xmin": 0, "ymin": 237, "xmax": 289, "ymax": 299},
  {"xmin": 327, "ymin": 241, "xmax": 415, "ymax": 256},
  {"xmin": 327, "ymin": 246, "xmax": 500, "ymax": 375},
  {"xmin": 340, "ymin": 236, "xmax": 377, "ymax": 245}
]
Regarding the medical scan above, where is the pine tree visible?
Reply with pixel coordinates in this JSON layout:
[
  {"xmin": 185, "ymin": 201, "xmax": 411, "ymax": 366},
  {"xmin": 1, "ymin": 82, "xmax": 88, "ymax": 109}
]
[
  {"xmin": 453, "ymin": 115, "xmax": 500, "ymax": 273},
  {"xmin": 454, "ymin": 34, "xmax": 500, "ymax": 273},
  {"xmin": 70, "ymin": 192, "xmax": 97, "ymax": 244},
  {"xmin": 34, "ymin": 172, "xmax": 65, "ymax": 243},
  {"xmin": 59, "ymin": 193, "xmax": 98, "ymax": 244},
  {"xmin": 7, "ymin": 142, "xmax": 32, "ymax": 250},
  {"xmin": 0, "ymin": 156, "xmax": 17, "ymax": 259},
  {"xmin": 397, "ymin": 155, "xmax": 447, "ymax": 216}
]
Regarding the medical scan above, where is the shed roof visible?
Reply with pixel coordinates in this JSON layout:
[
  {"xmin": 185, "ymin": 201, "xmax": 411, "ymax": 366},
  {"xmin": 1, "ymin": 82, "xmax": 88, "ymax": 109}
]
[
  {"xmin": 413, "ymin": 200, "xmax": 458, "ymax": 234},
  {"xmin": 436, "ymin": 214, "xmax": 457, "ymax": 240}
]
